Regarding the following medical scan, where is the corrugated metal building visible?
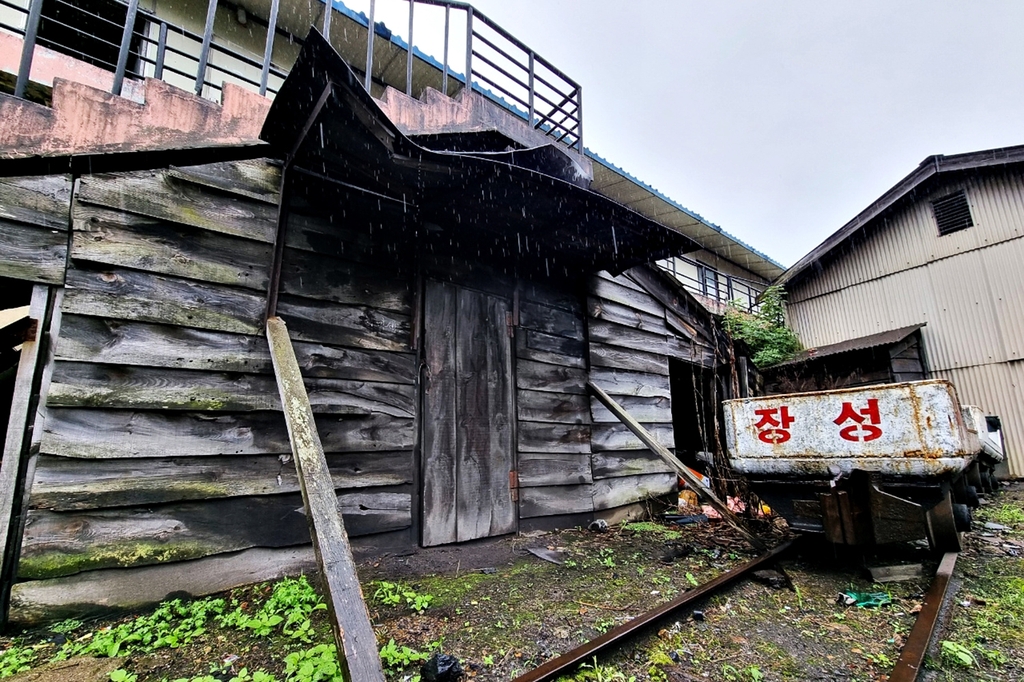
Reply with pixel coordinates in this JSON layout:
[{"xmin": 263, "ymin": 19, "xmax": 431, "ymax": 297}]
[{"xmin": 778, "ymin": 145, "xmax": 1024, "ymax": 477}]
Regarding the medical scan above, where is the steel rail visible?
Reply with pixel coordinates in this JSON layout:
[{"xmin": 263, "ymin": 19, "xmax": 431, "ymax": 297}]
[
  {"xmin": 511, "ymin": 539, "xmax": 795, "ymax": 682},
  {"xmin": 889, "ymin": 552, "xmax": 959, "ymax": 682}
]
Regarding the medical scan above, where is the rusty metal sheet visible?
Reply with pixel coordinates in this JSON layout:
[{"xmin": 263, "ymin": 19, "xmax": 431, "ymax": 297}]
[{"xmin": 723, "ymin": 380, "xmax": 978, "ymax": 478}]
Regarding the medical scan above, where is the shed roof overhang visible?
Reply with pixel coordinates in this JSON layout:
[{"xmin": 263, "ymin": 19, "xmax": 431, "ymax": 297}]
[
  {"xmin": 778, "ymin": 144, "xmax": 1024, "ymax": 288},
  {"xmin": 260, "ymin": 30, "xmax": 697, "ymax": 277}
]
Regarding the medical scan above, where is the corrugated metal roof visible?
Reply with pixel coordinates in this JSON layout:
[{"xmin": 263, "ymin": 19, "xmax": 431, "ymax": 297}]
[
  {"xmin": 779, "ymin": 144, "xmax": 1024, "ymax": 287},
  {"xmin": 586, "ymin": 150, "xmax": 786, "ymax": 282},
  {"xmin": 774, "ymin": 323, "xmax": 925, "ymax": 368}
]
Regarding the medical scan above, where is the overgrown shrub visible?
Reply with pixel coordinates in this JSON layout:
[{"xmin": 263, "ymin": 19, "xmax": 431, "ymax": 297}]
[{"xmin": 724, "ymin": 285, "xmax": 801, "ymax": 368}]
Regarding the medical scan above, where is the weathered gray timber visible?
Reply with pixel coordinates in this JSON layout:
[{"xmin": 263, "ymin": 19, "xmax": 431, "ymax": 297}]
[
  {"xmin": 276, "ymin": 295, "xmax": 412, "ymax": 352},
  {"xmin": 267, "ymin": 316, "xmax": 386, "ymax": 682},
  {"xmin": 592, "ymin": 473, "xmax": 676, "ymax": 511},
  {"xmin": 10, "ymin": 546, "xmax": 317, "ymax": 626},
  {"xmin": 591, "ymin": 450, "xmax": 675, "ymax": 479},
  {"xmin": 71, "ymin": 205, "xmax": 273, "ymax": 290},
  {"xmin": 279, "ymin": 250, "xmax": 411, "ymax": 312},
  {"xmin": 48, "ymin": 362, "xmax": 415, "ymax": 416},
  {"xmin": 56, "ymin": 315, "xmax": 417, "ymax": 383},
  {"xmin": 0, "ymin": 288, "xmax": 51, "ymax": 618},
  {"xmin": 20, "ymin": 489, "xmax": 411, "ymax": 578},
  {"xmin": 517, "ymin": 390, "xmax": 591, "ymax": 425},
  {"xmin": 0, "ymin": 176, "xmax": 72, "ymax": 284},
  {"xmin": 76, "ymin": 171, "xmax": 278, "ymax": 242},
  {"xmin": 29, "ymin": 451, "xmax": 414, "ymax": 510},
  {"xmin": 166, "ymin": 160, "xmax": 282, "ymax": 205},
  {"xmin": 40, "ymin": 409, "xmax": 414, "ymax": 458},
  {"xmin": 517, "ymin": 360, "xmax": 587, "ymax": 395},
  {"xmin": 517, "ymin": 453, "xmax": 592, "ymax": 487},
  {"xmin": 587, "ymin": 381, "xmax": 767, "ymax": 551},
  {"xmin": 519, "ymin": 484, "xmax": 594, "ymax": 518}
]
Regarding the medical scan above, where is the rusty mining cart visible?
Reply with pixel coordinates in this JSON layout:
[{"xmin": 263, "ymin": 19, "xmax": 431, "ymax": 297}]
[{"xmin": 723, "ymin": 380, "xmax": 1004, "ymax": 552}]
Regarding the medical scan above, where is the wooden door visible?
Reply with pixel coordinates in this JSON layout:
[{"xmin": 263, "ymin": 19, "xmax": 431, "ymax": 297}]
[{"xmin": 421, "ymin": 281, "xmax": 515, "ymax": 546}]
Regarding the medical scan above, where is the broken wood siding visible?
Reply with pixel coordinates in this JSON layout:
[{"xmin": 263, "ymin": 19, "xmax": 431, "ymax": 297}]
[
  {"xmin": 586, "ymin": 268, "xmax": 719, "ymax": 510},
  {"xmin": 13, "ymin": 160, "xmax": 416, "ymax": 606}
]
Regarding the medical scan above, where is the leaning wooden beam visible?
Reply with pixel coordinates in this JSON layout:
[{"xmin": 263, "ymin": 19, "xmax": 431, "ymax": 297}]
[
  {"xmin": 267, "ymin": 316, "xmax": 385, "ymax": 682},
  {"xmin": 586, "ymin": 381, "xmax": 768, "ymax": 552}
]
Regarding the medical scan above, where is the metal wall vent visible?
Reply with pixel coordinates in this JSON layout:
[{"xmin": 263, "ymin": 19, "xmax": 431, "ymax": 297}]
[{"xmin": 931, "ymin": 189, "xmax": 974, "ymax": 236}]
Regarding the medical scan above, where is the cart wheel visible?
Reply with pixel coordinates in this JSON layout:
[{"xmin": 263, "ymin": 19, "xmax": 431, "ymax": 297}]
[{"xmin": 927, "ymin": 491, "xmax": 962, "ymax": 553}]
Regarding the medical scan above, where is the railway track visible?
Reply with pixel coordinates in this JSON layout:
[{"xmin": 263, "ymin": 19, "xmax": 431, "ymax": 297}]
[{"xmin": 512, "ymin": 540, "xmax": 958, "ymax": 682}]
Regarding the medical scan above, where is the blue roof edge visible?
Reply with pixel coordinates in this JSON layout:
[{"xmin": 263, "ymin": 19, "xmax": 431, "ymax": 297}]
[{"xmin": 584, "ymin": 148, "xmax": 785, "ymax": 271}]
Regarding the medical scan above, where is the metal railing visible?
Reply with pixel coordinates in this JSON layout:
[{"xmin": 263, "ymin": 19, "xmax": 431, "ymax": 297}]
[
  {"xmin": 5, "ymin": 0, "xmax": 292, "ymax": 101},
  {"xmin": 3, "ymin": 0, "xmax": 582, "ymax": 152},
  {"xmin": 657, "ymin": 255, "xmax": 764, "ymax": 312}
]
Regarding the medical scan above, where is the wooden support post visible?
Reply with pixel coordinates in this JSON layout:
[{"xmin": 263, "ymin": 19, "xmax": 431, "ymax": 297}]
[
  {"xmin": 586, "ymin": 381, "xmax": 767, "ymax": 552},
  {"xmin": 267, "ymin": 317, "xmax": 385, "ymax": 682}
]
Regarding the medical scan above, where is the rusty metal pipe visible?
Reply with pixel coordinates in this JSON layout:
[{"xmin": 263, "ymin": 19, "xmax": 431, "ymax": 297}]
[
  {"xmin": 511, "ymin": 540, "xmax": 796, "ymax": 682},
  {"xmin": 889, "ymin": 551, "xmax": 958, "ymax": 682}
]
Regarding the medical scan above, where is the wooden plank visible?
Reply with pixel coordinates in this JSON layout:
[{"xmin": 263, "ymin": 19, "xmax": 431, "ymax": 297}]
[
  {"xmin": 19, "ymin": 489, "xmax": 411, "ymax": 579},
  {"xmin": 56, "ymin": 315, "xmax": 417, "ymax": 383},
  {"xmin": 590, "ymin": 395, "xmax": 672, "ymax": 424},
  {"xmin": 0, "ymin": 220, "xmax": 68, "ymax": 284},
  {"xmin": 266, "ymin": 316, "xmax": 386, "ymax": 682},
  {"xmin": 515, "ymin": 335, "xmax": 585, "ymax": 369},
  {"xmin": 595, "ymin": 270, "xmax": 645, "ymax": 293},
  {"xmin": 587, "ymin": 382, "xmax": 767, "ymax": 551},
  {"xmin": 0, "ymin": 175, "xmax": 72, "ymax": 230},
  {"xmin": 63, "ymin": 267, "xmax": 265, "ymax": 335},
  {"xmin": 454, "ymin": 287, "xmax": 515, "ymax": 542},
  {"xmin": 167, "ymin": 159, "xmax": 282, "ymax": 205},
  {"xmin": 518, "ymin": 422, "xmax": 591, "ymax": 454},
  {"xmin": 592, "ymin": 473, "xmax": 676, "ymax": 511},
  {"xmin": 518, "ymin": 301, "xmax": 583, "ymax": 340},
  {"xmin": 519, "ymin": 484, "xmax": 594, "ymax": 519},
  {"xmin": 71, "ymin": 205, "xmax": 272, "ymax": 290},
  {"xmin": 10, "ymin": 545, "xmax": 318, "ymax": 627},
  {"xmin": 29, "ymin": 451, "xmax": 414, "ymax": 510},
  {"xmin": 626, "ymin": 266, "xmax": 716, "ymax": 345},
  {"xmin": 517, "ymin": 453, "xmax": 592, "ymax": 487},
  {"xmin": 516, "ymin": 359, "xmax": 587, "ymax": 395},
  {"xmin": 40, "ymin": 409, "xmax": 415, "ymax": 458},
  {"xmin": 420, "ymin": 281, "xmax": 458, "ymax": 547},
  {"xmin": 0, "ymin": 287, "xmax": 51, "ymax": 613},
  {"xmin": 588, "ymin": 319, "xmax": 713, "ymax": 363},
  {"xmin": 280, "ymin": 248, "xmax": 411, "ymax": 313},
  {"xmin": 517, "ymin": 390, "xmax": 591, "ymax": 425},
  {"xmin": 77, "ymin": 172, "xmax": 278, "ymax": 243},
  {"xmin": 591, "ymin": 450, "xmax": 676, "ymax": 479},
  {"xmin": 48, "ymin": 361, "xmax": 415, "ymax": 417},
  {"xmin": 587, "ymin": 296, "xmax": 670, "ymax": 335},
  {"xmin": 589, "ymin": 342, "xmax": 670, "ymax": 375},
  {"xmin": 590, "ymin": 368, "xmax": 672, "ymax": 398},
  {"xmin": 591, "ymin": 423, "xmax": 675, "ymax": 452},
  {"xmin": 276, "ymin": 295, "xmax": 412, "ymax": 352},
  {"xmin": 588, "ymin": 276, "xmax": 663, "ymax": 317},
  {"xmin": 518, "ymin": 279, "xmax": 581, "ymax": 313}
]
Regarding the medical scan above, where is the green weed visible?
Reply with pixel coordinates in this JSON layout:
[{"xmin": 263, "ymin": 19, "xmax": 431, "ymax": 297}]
[
  {"xmin": 283, "ymin": 644, "xmax": 341, "ymax": 682},
  {"xmin": 372, "ymin": 581, "xmax": 434, "ymax": 613},
  {"xmin": 378, "ymin": 639, "xmax": 429, "ymax": 674},
  {"xmin": 0, "ymin": 645, "xmax": 38, "ymax": 678},
  {"xmin": 940, "ymin": 640, "xmax": 975, "ymax": 668}
]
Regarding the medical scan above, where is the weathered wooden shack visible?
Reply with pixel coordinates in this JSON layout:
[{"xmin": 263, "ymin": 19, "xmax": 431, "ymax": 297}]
[{"xmin": 0, "ymin": 33, "xmax": 731, "ymax": 624}]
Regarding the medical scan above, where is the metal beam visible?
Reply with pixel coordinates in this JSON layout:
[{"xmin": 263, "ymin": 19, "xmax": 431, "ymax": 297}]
[
  {"xmin": 266, "ymin": 317, "xmax": 386, "ymax": 682},
  {"xmin": 405, "ymin": 0, "xmax": 414, "ymax": 96},
  {"xmin": 14, "ymin": 0, "xmax": 45, "ymax": 99},
  {"xmin": 259, "ymin": 0, "xmax": 280, "ymax": 96},
  {"xmin": 889, "ymin": 552, "xmax": 959, "ymax": 682},
  {"xmin": 111, "ymin": 0, "xmax": 140, "ymax": 96},
  {"xmin": 195, "ymin": 0, "xmax": 218, "ymax": 96},
  {"xmin": 364, "ymin": 0, "xmax": 375, "ymax": 91}
]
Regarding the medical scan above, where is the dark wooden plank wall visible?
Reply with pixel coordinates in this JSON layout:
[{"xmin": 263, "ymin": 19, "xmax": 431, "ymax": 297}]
[
  {"xmin": 17, "ymin": 160, "xmax": 418, "ymax": 585},
  {"xmin": 585, "ymin": 268, "xmax": 720, "ymax": 510},
  {"xmin": 0, "ymin": 176, "xmax": 72, "ymax": 285},
  {"xmin": 515, "ymin": 280, "xmax": 594, "ymax": 519}
]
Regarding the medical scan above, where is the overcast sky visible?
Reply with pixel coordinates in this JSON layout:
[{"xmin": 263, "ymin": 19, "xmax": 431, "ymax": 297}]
[{"xmin": 373, "ymin": 0, "xmax": 1024, "ymax": 268}]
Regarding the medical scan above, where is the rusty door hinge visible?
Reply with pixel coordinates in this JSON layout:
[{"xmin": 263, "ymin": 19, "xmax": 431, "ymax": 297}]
[{"xmin": 509, "ymin": 470, "xmax": 519, "ymax": 502}]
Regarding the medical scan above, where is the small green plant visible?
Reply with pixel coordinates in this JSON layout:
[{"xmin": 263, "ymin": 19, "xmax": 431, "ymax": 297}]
[
  {"xmin": 621, "ymin": 522, "xmax": 682, "ymax": 541},
  {"xmin": 372, "ymin": 581, "xmax": 433, "ymax": 613},
  {"xmin": 940, "ymin": 640, "xmax": 975, "ymax": 668},
  {"xmin": 721, "ymin": 665, "xmax": 763, "ymax": 682},
  {"xmin": 982, "ymin": 504, "xmax": 1024, "ymax": 526},
  {"xmin": 0, "ymin": 645, "xmax": 38, "ymax": 678},
  {"xmin": 50, "ymin": 619, "xmax": 83, "ymax": 634},
  {"xmin": 724, "ymin": 285, "xmax": 801, "ymax": 368},
  {"xmin": 378, "ymin": 639, "xmax": 429, "ymax": 674},
  {"xmin": 598, "ymin": 548, "xmax": 616, "ymax": 568},
  {"xmin": 109, "ymin": 670, "xmax": 138, "ymax": 682},
  {"xmin": 284, "ymin": 644, "xmax": 341, "ymax": 682},
  {"xmin": 218, "ymin": 576, "xmax": 326, "ymax": 642},
  {"xmin": 573, "ymin": 657, "xmax": 636, "ymax": 682},
  {"xmin": 685, "ymin": 573, "xmax": 699, "ymax": 587},
  {"xmin": 482, "ymin": 655, "xmax": 495, "ymax": 666}
]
